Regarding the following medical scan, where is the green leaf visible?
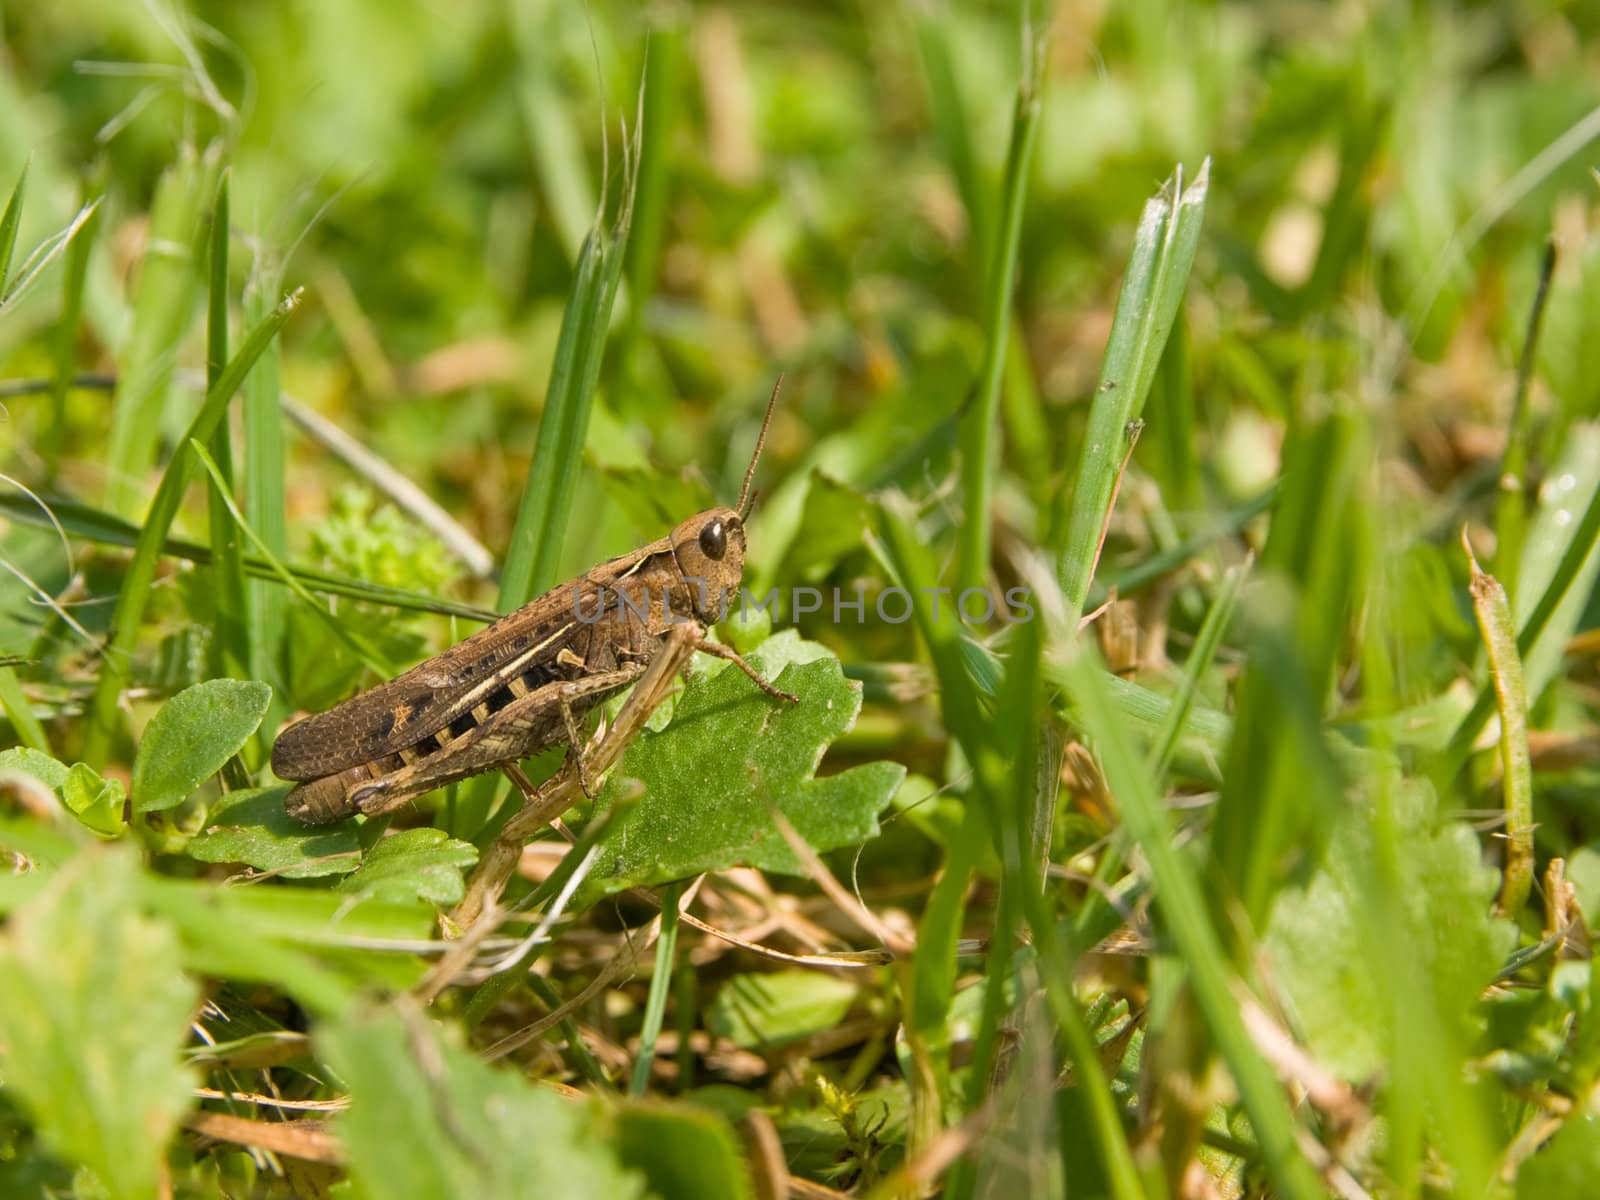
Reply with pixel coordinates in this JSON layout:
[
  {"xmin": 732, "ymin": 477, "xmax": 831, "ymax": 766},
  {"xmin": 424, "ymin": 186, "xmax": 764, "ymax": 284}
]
[
  {"xmin": 615, "ymin": 1101, "xmax": 755, "ymax": 1200},
  {"xmin": 0, "ymin": 746, "xmax": 69, "ymax": 792},
  {"xmin": 707, "ymin": 970, "xmax": 860, "ymax": 1049},
  {"xmin": 0, "ymin": 848, "xmax": 197, "ymax": 1200},
  {"xmin": 336, "ymin": 828, "xmax": 479, "ymax": 906},
  {"xmin": 131, "ymin": 678, "xmax": 273, "ymax": 812},
  {"xmin": 1515, "ymin": 1113, "xmax": 1600, "ymax": 1197},
  {"xmin": 138, "ymin": 876, "xmax": 434, "ymax": 1015},
  {"xmin": 187, "ymin": 785, "xmax": 361, "ymax": 879},
  {"xmin": 1265, "ymin": 779, "xmax": 1516, "ymax": 1080},
  {"xmin": 580, "ymin": 633, "xmax": 904, "ymax": 903},
  {"xmin": 60, "ymin": 763, "xmax": 126, "ymax": 838},
  {"xmin": 320, "ymin": 1009, "xmax": 645, "ymax": 1200}
]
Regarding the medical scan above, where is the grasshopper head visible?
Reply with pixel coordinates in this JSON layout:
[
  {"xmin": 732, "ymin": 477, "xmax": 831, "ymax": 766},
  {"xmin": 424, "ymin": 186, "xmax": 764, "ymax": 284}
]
[{"xmin": 670, "ymin": 506, "xmax": 746, "ymax": 621}]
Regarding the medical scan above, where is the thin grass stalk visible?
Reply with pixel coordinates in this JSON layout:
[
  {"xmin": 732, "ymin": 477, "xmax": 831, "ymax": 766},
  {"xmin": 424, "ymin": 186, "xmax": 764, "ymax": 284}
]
[
  {"xmin": 1464, "ymin": 545, "xmax": 1534, "ymax": 915},
  {"xmin": 105, "ymin": 146, "xmax": 218, "ymax": 517},
  {"xmin": 1054, "ymin": 163, "xmax": 1209, "ymax": 620},
  {"xmin": 498, "ymin": 216, "xmax": 632, "ymax": 608},
  {"xmin": 242, "ymin": 255, "xmax": 290, "ymax": 743},
  {"xmin": 0, "ymin": 158, "xmax": 28, "ymax": 289},
  {"xmin": 629, "ymin": 880, "xmax": 683, "ymax": 1096},
  {"xmin": 0, "ymin": 491, "xmax": 496, "ymax": 623},
  {"xmin": 527, "ymin": 974, "xmax": 611, "ymax": 1090},
  {"xmin": 189, "ymin": 441, "xmax": 391, "ymax": 678},
  {"xmin": 511, "ymin": 3, "xmax": 596, "ymax": 263},
  {"xmin": 82, "ymin": 289, "xmax": 302, "ymax": 766},
  {"xmin": 1064, "ymin": 649, "xmax": 1326, "ymax": 1200},
  {"xmin": 955, "ymin": 34, "xmax": 1043, "ymax": 596},
  {"xmin": 0, "ymin": 668, "xmax": 48, "ymax": 754},
  {"xmin": 44, "ymin": 181, "xmax": 98, "ymax": 471},
  {"xmin": 1071, "ymin": 558, "xmax": 1248, "ymax": 952},
  {"xmin": 204, "ymin": 173, "xmax": 249, "ymax": 680},
  {"xmin": 878, "ymin": 495, "xmax": 1142, "ymax": 1198},
  {"xmin": 913, "ymin": 11, "xmax": 991, "ymax": 279},
  {"xmin": 620, "ymin": 24, "xmax": 683, "ymax": 375},
  {"xmin": 1492, "ymin": 240, "xmax": 1558, "ymax": 604},
  {"xmin": 1440, "ymin": 473, "xmax": 1600, "ymax": 780}
]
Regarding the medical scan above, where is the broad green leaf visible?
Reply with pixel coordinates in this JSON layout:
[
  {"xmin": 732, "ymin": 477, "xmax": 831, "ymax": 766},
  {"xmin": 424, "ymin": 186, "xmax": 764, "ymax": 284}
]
[
  {"xmin": 0, "ymin": 848, "xmax": 197, "ymax": 1200},
  {"xmin": 1515, "ymin": 1113, "xmax": 1600, "ymax": 1197},
  {"xmin": 336, "ymin": 828, "xmax": 479, "ymax": 906},
  {"xmin": 580, "ymin": 633, "xmax": 904, "ymax": 903},
  {"xmin": 60, "ymin": 763, "xmax": 125, "ymax": 837},
  {"xmin": 1264, "ymin": 779, "xmax": 1515, "ymax": 1080},
  {"xmin": 320, "ymin": 1009, "xmax": 645, "ymax": 1200},
  {"xmin": 615, "ymin": 1101, "xmax": 754, "ymax": 1200},
  {"xmin": 132, "ymin": 678, "xmax": 273, "ymax": 812},
  {"xmin": 138, "ymin": 876, "xmax": 436, "ymax": 1014},
  {"xmin": 0, "ymin": 746, "xmax": 69, "ymax": 792},
  {"xmin": 707, "ymin": 970, "xmax": 860, "ymax": 1049},
  {"xmin": 187, "ymin": 785, "xmax": 361, "ymax": 879}
]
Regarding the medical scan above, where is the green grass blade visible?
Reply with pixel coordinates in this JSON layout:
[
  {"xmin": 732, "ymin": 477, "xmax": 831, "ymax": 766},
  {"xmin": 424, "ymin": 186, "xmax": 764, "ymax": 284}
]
[
  {"xmin": 0, "ymin": 157, "xmax": 29, "ymax": 292},
  {"xmin": 203, "ymin": 172, "xmax": 250, "ymax": 681},
  {"xmin": 0, "ymin": 666, "xmax": 49, "ymax": 753},
  {"xmin": 629, "ymin": 880, "xmax": 683, "ymax": 1096},
  {"xmin": 955, "ymin": 36, "xmax": 1043, "ymax": 595},
  {"xmin": 511, "ymin": 3, "xmax": 596, "ymax": 263},
  {"xmin": 621, "ymin": 24, "xmax": 684, "ymax": 373},
  {"xmin": 105, "ymin": 147, "xmax": 220, "ymax": 517},
  {"xmin": 913, "ymin": 12, "xmax": 991, "ymax": 276},
  {"xmin": 1491, "ymin": 241, "xmax": 1557, "ymax": 604},
  {"xmin": 44, "ymin": 182, "xmax": 99, "ymax": 470},
  {"xmin": 1465, "ymin": 549, "xmax": 1533, "ymax": 915},
  {"xmin": 242, "ymin": 255, "xmax": 290, "ymax": 747},
  {"xmin": 1212, "ymin": 411, "xmax": 1363, "ymax": 929},
  {"xmin": 1054, "ymin": 162, "xmax": 1210, "ymax": 620},
  {"xmin": 188, "ymin": 440, "xmax": 391, "ymax": 678},
  {"xmin": 82, "ymin": 288, "xmax": 302, "ymax": 766},
  {"xmin": 499, "ymin": 218, "xmax": 632, "ymax": 608},
  {"xmin": 1152, "ymin": 558, "xmax": 1249, "ymax": 778},
  {"xmin": 1062, "ymin": 648, "xmax": 1326, "ymax": 1200},
  {"xmin": 1440, "ymin": 441, "xmax": 1600, "ymax": 781},
  {"xmin": 0, "ymin": 491, "xmax": 495, "ymax": 623}
]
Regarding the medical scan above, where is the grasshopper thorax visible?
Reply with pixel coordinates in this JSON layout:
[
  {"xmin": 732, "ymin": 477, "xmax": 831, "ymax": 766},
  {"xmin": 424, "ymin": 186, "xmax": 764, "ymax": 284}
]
[{"xmin": 669, "ymin": 506, "xmax": 746, "ymax": 622}]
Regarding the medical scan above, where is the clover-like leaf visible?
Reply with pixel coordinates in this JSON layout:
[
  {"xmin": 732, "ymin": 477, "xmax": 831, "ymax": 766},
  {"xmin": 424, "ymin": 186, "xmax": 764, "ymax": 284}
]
[
  {"xmin": 0, "ymin": 847, "xmax": 197, "ymax": 1200},
  {"xmin": 132, "ymin": 678, "xmax": 273, "ymax": 812},
  {"xmin": 60, "ymin": 762, "xmax": 126, "ymax": 837},
  {"xmin": 336, "ymin": 828, "xmax": 478, "ymax": 906},
  {"xmin": 579, "ymin": 632, "xmax": 904, "ymax": 903},
  {"xmin": 0, "ymin": 746, "xmax": 70, "ymax": 792},
  {"xmin": 615, "ymin": 1101, "xmax": 755, "ymax": 1200},
  {"xmin": 708, "ymin": 970, "xmax": 860, "ymax": 1049},
  {"xmin": 187, "ymin": 785, "xmax": 361, "ymax": 879},
  {"xmin": 320, "ymin": 1009, "xmax": 645, "ymax": 1200},
  {"xmin": 1265, "ymin": 777, "xmax": 1516, "ymax": 1080}
]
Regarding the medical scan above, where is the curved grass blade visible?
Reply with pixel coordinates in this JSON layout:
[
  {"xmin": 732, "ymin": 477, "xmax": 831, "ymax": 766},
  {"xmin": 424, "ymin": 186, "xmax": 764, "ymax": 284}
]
[
  {"xmin": 203, "ymin": 173, "xmax": 250, "ymax": 680},
  {"xmin": 1062, "ymin": 646, "xmax": 1327, "ymax": 1200},
  {"xmin": 498, "ymin": 204, "xmax": 634, "ymax": 609},
  {"xmin": 82, "ymin": 289, "xmax": 302, "ymax": 766},
  {"xmin": 1054, "ymin": 161, "xmax": 1210, "ymax": 620},
  {"xmin": 629, "ymin": 880, "xmax": 683, "ymax": 1096},
  {"xmin": 955, "ymin": 33, "xmax": 1044, "ymax": 595},
  {"xmin": 0, "ymin": 157, "xmax": 28, "ymax": 289},
  {"xmin": 189, "ymin": 440, "xmax": 392, "ymax": 679},
  {"xmin": 0, "ymin": 492, "xmax": 496, "ymax": 623}
]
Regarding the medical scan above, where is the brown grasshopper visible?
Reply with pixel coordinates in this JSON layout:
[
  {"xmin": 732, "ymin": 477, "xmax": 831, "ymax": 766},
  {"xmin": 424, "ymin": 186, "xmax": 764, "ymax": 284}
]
[{"xmin": 272, "ymin": 380, "xmax": 794, "ymax": 825}]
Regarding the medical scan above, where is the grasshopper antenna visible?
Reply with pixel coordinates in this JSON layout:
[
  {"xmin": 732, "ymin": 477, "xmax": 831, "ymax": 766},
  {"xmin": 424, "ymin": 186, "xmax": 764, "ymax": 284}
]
[{"xmin": 738, "ymin": 374, "xmax": 782, "ymax": 517}]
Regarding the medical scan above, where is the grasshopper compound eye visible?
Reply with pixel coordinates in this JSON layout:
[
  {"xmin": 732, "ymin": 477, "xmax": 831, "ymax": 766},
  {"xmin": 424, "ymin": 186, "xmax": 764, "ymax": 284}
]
[{"xmin": 698, "ymin": 518, "xmax": 728, "ymax": 561}]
